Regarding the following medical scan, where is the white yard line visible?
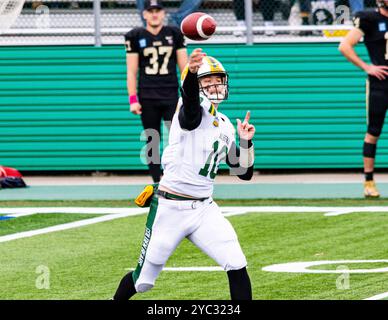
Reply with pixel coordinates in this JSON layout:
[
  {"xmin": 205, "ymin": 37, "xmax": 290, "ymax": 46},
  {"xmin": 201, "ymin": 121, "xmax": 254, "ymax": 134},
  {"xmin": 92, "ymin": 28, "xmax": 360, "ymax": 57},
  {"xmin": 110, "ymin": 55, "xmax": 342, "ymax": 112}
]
[
  {"xmin": 3, "ymin": 206, "xmax": 388, "ymax": 218},
  {"xmin": 2, "ymin": 206, "xmax": 388, "ymax": 244},
  {"xmin": 324, "ymin": 207, "xmax": 388, "ymax": 216},
  {"xmin": 222, "ymin": 206, "xmax": 337, "ymax": 217},
  {"xmin": 262, "ymin": 260, "xmax": 388, "ymax": 274},
  {"xmin": 0, "ymin": 207, "xmax": 147, "ymax": 218},
  {"xmin": 126, "ymin": 267, "xmax": 224, "ymax": 272},
  {"xmin": 364, "ymin": 292, "xmax": 388, "ymax": 300},
  {"xmin": 222, "ymin": 206, "xmax": 388, "ymax": 217},
  {"xmin": 324, "ymin": 209, "xmax": 357, "ymax": 217},
  {"xmin": 0, "ymin": 210, "xmax": 147, "ymax": 243}
]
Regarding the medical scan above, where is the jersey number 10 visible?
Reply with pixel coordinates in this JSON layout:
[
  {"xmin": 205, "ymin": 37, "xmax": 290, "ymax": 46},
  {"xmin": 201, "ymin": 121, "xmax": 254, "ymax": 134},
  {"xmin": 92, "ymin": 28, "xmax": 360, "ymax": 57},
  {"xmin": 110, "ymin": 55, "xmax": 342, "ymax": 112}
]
[{"xmin": 199, "ymin": 141, "xmax": 228, "ymax": 179}]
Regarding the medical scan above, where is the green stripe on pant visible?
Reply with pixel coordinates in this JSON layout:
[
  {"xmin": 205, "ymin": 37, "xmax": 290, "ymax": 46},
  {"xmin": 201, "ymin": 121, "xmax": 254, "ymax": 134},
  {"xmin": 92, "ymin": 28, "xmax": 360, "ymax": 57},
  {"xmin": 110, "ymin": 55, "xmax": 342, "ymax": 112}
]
[{"xmin": 132, "ymin": 196, "xmax": 159, "ymax": 284}]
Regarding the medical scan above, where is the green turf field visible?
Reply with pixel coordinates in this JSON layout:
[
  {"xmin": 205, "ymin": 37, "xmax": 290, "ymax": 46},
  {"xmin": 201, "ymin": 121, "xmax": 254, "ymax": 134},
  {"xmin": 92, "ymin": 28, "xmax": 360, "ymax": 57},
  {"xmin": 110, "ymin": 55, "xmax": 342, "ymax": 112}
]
[
  {"xmin": 0, "ymin": 213, "xmax": 100, "ymax": 236},
  {"xmin": 0, "ymin": 199, "xmax": 387, "ymax": 300}
]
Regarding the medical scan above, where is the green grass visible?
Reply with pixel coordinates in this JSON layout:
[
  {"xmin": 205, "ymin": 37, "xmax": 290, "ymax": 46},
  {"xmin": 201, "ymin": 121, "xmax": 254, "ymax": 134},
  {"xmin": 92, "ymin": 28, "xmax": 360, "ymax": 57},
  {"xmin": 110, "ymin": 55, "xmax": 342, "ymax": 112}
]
[
  {"xmin": 0, "ymin": 200, "xmax": 135, "ymax": 207},
  {"xmin": 309, "ymin": 263, "xmax": 388, "ymax": 270},
  {"xmin": 0, "ymin": 213, "xmax": 100, "ymax": 236},
  {"xmin": 3, "ymin": 198, "xmax": 388, "ymax": 207},
  {"xmin": 0, "ymin": 201, "xmax": 387, "ymax": 300}
]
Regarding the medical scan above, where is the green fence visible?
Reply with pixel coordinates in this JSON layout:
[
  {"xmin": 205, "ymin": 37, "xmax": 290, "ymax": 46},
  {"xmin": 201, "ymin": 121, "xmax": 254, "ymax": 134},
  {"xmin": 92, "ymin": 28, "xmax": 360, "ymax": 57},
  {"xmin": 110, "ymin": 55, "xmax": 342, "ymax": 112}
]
[{"xmin": 0, "ymin": 43, "xmax": 378, "ymax": 171}]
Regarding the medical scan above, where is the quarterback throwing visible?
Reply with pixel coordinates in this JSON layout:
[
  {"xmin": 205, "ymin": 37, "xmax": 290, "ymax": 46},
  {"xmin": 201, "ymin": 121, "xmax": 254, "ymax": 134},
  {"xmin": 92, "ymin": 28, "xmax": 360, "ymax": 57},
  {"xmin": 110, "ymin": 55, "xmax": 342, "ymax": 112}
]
[{"xmin": 113, "ymin": 48, "xmax": 255, "ymax": 300}]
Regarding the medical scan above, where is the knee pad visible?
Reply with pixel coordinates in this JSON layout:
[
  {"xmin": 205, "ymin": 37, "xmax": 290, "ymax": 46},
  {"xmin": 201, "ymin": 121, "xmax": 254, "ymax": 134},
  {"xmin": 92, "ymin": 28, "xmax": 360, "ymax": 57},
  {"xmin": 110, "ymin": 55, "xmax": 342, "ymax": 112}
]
[
  {"xmin": 134, "ymin": 259, "xmax": 163, "ymax": 293},
  {"xmin": 224, "ymin": 245, "xmax": 247, "ymax": 271},
  {"xmin": 225, "ymin": 259, "xmax": 247, "ymax": 272},
  {"xmin": 363, "ymin": 142, "xmax": 377, "ymax": 158},
  {"xmin": 136, "ymin": 283, "xmax": 154, "ymax": 293}
]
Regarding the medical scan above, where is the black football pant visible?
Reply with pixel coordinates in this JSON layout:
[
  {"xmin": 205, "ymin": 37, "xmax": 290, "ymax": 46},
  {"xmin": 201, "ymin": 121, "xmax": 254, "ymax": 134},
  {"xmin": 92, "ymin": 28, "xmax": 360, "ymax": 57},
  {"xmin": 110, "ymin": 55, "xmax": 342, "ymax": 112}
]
[
  {"xmin": 366, "ymin": 82, "xmax": 388, "ymax": 138},
  {"xmin": 140, "ymin": 99, "xmax": 178, "ymax": 183}
]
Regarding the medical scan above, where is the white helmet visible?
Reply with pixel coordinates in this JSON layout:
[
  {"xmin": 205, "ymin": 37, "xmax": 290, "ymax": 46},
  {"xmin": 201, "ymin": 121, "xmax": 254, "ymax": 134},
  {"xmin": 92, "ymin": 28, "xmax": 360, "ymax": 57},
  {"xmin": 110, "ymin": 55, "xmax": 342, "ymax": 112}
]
[
  {"xmin": 181, "ymin": 56, "xmax": 229, "ymax": 105},
  {"xmin": 198, "ymin": 56, "xmax": 229, "ymax": 104}
]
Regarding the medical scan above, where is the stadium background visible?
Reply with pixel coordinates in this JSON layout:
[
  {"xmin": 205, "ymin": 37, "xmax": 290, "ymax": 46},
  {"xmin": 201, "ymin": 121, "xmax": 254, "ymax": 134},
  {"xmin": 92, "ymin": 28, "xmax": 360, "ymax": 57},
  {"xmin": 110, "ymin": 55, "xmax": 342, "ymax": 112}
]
[
  {"xmin": 2, "ymin": 1, "xmax": 388, "ymax": 303},
  {"xmin": 0, "ymin": 0, "xmax": 382, "ymax": 172}
]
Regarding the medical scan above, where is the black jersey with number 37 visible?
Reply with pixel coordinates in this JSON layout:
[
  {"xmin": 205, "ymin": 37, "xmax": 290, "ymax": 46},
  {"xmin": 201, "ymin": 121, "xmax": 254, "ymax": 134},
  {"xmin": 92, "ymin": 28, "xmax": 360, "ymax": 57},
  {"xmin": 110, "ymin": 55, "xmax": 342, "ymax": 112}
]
[
  {"xmin": 124, "ymin": 26, "xmax": 186, "ymax": 100},
  {"xmin": 353, "ymin": 9, "xmax": 388, "ymax": 83}
]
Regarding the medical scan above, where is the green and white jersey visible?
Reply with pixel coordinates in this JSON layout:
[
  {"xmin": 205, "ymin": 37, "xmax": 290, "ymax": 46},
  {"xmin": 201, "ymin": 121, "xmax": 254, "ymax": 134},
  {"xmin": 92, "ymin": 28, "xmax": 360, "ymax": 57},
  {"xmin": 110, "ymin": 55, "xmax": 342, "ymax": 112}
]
[{"xmin": 160, "ymin": 95, "xmax": 236, "ymax": 198}]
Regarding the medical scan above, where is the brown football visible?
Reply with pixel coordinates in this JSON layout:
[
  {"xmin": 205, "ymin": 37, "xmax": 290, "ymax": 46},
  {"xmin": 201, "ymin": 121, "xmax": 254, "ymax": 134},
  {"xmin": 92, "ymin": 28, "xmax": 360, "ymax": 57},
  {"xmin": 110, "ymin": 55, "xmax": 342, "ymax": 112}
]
[{"xmin": 180, "ymin": 12, "xmax": 216, "ymax": 41}]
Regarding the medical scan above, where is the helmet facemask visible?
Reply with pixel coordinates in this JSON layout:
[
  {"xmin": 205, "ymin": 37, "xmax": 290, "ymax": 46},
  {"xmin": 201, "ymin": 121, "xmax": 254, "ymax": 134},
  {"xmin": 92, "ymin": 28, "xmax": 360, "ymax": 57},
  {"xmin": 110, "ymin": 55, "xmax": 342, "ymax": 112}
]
[{"xmin": 198, "ymin": 73, "xmax": 229, "ymax": 105}]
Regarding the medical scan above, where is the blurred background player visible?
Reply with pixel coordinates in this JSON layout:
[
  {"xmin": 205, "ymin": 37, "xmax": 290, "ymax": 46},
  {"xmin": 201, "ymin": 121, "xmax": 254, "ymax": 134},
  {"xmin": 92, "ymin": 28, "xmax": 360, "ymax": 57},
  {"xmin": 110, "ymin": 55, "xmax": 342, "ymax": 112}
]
[
  {"xmin": 339, "ymin": 0, "xmax": 388, "ymax": 197},
  {"xmin": 299, "ymin": 0, "xmax": 312, "ymax": 27},
  {"xmin": 335, "ymin": 0, "xmax": 365, "ymax": 16},
  {"xmin": 136, "ymin": 0, "xmax": 203, "ymax": 27},
  {"xmin": 233, "ymin": 0, "xmax": 279, "ymax": 36},
  {"xmin": 124, "ymin": 0, "xmax": 188, "ymax": 183},
  {"xmin": 233, "ymin": 0, "xmax": 311, "ymax": 37},
  {"xmin": 113, "ymin": 48, "xmax": 255, "ymax": 301}
]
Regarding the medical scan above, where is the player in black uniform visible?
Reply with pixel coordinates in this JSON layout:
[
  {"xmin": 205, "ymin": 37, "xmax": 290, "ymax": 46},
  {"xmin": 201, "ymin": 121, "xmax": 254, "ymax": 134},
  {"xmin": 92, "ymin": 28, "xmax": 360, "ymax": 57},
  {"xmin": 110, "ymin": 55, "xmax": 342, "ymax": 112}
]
[
  {"xmin": 339, "ymin": 0, "xmax": 388, "ymax": 197},
  {"xmin": 125, "ymin": 0, "xmax": 188, "ymax": 183}
]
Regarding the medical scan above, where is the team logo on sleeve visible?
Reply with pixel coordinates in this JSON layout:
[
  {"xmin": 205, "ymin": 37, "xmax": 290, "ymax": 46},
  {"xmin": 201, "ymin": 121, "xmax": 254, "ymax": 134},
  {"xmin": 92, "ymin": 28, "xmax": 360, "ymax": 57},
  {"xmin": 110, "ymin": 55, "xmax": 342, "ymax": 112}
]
[
  {"xmin": 353, "ymin": 17, "xmax": 360, "ymax": 28},
  {"xmin": 139, "ymin": 38, "xmax": 147, "ymax": 48},
  {"xmin": 378, "ymin": 22, "xmax": 387, "ymax": 32},
  {"xmin": 219, "ymin": 133, "xmax": 229, "ymax": 145}
]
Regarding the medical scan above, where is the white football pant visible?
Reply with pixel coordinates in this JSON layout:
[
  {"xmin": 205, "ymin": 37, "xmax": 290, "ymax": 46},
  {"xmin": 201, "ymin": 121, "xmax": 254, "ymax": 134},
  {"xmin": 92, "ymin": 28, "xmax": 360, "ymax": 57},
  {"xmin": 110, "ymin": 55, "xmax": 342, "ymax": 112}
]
[{"xmin": 132, "ymin": 196, "xmax": 247, "ymax": 293}]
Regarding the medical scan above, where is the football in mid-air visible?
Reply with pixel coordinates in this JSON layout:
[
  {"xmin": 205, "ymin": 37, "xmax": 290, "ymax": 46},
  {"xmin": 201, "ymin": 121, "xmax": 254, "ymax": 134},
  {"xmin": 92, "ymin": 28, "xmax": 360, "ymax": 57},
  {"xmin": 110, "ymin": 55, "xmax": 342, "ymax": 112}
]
[{"xmin": 180, "ymin": 12, "xmax": 216, "ymax": 41}]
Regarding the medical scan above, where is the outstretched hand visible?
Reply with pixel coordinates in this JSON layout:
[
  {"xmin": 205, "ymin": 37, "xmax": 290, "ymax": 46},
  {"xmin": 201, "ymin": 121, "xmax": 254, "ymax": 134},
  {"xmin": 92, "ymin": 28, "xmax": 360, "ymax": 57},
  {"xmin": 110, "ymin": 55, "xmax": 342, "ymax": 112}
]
[
  {"xmin": 188, "ymin": 48, "xmax": 206, "ymax": 74},
  {"xmin": 237, "ymin": 111, "xmax": 255, "ymax": 141}
]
